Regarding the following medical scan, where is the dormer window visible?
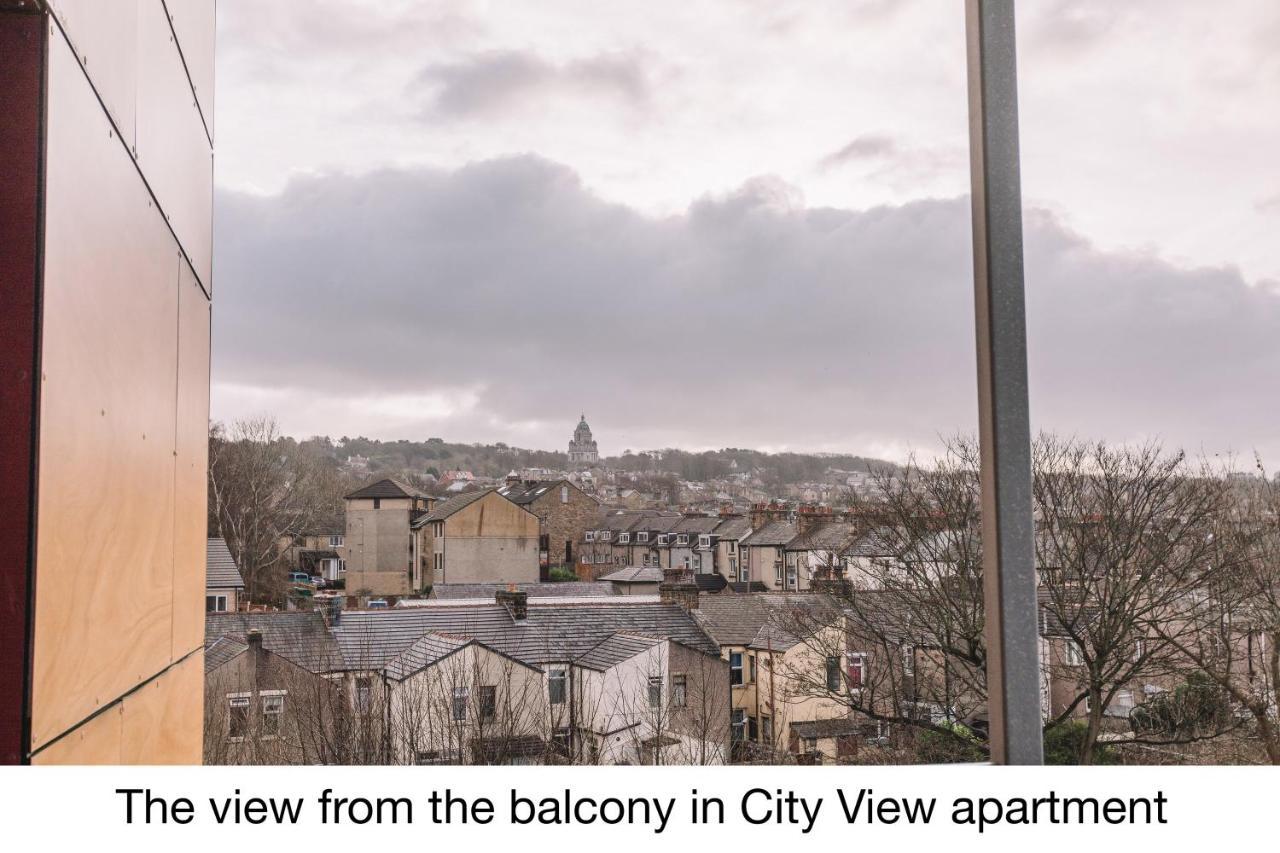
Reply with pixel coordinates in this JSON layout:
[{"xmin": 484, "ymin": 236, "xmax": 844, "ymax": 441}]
[
  {"xmin": 585, "ymin": 531, "xmax": 596, "ymax": 542},
  {"xmin": 618, "ymin": 533, "xmax": 630, "ymax": 544},
  {"xmin": 657, "ymin": 534, "xmax": 669, "ymax": 546},
  {"xmin": 601, "ymin": 531, "xmax": 612, "ymax": 542},
  {"xmin": 636, "ymin": 532, "xmax": 649, "ymax": 544},
  {"xmin": 698, "ymin": 534, "xmax": 712, "ymax": 548},
  {"xmin": 676, "ymin": 534, "xmax": 688, "ymax": 546}
]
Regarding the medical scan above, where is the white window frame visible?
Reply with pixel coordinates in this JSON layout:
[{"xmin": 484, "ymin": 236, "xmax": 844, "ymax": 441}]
[
  {"xmin": 1065, "ymin": 640, "xmax": 1084, "ymax": 666},
  {"xmin": 618, "ymin": 533, "xmax": 630, "ymax": 544},
  {"xmin": 329, "ymin": 534, "xmax": 344, "ymax": 547},
  {"xmin": 637, "ymin": 531, "xmax": 649, "ymax": 544},
  {"xmin": 261, "ymin": 693, "xmax": 285, "ymax": 738},
  {"xmin": 585, "ymin": 531, "xmax": 596, "ymax": 542},
  {"xmin": 657, "ymin": 534, "xmax": 669, "ymax": 546},
  {"xmin": 549, "ymin": 668, "xmax": 567, "ymax": 705},
  {"xmin": 206, "ymin": 594, "xmax": 228, "ymax": 613}
]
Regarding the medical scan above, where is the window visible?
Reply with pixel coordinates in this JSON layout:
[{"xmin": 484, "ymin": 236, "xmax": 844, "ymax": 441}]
[
  {"xmin": 676, "ymin": 534, "xmax": 688, "ymax": 546},
  {"xmin": 373, "ymin": 498, "xmax": 381, "ymax": 509},
  {"xmin": 728, "ymin": 541, "xmax": 736, "ymax": 554},
  {"xmin": 261, "ymin": 694, "xmax": 284, "ymax": 737},
  {"xmin": 451, "ymin": 687, "xmax": 469, "ymax": 721},
  {"xmin": 761, "ymin": 715, "xmax": 773, "ymax": 744},
  {"xmin": 637, "ymin": 532, "xmax": 649, "ymax": 544},
  {"xmin": 730, "ymin": 709, "xmax": 746, "ymax": 742},
  {"xmin": 1106, "ymin": 689, "xmax": 1136, "ymax": 718},
  {"xmin": 648, "ymin": 676, "xmax": 662, "ymax": 709},
  {"xmin": 1133, "ymin": 638, "xmax": 1146, "ymax": 662},
  {"xmin": 355, "ymin": 676, "xmax": 372, "ymax": 713},
  {"xmin": 205, "ymin": 594, "xmax": 228, "ymax": 613},
  {"xmin": 1065, "ymin": 641, "xmax": 1084, "ymax": 666},
  {"xmin": 601, "ymin": 531, "xmax": 612, "ymax": 542},
  {"xmin": 549, "ymin": 669, "xmax": 567, "ymax": 704},
  {"xmin": 329, "ymin": 534, "xmax": 344, "ymax": 547},
  {"xmin": 551, "ymin": 728, "xmax": 572, "ymax": 757},
  {"xmin": 585, "ymin": 531, "xmax": 596, "ymax": 542},
  {"xmin": 433, "ymin": 521, "xmax": 444, "ymax": 537},
  {"xmin": 825, "ymin": 656, "xmax": 841, "ymax": 692},
  {"xmin": 774, "ymin": 561, "xmax": 783, "ymax": 583},
  {"xmin": 619, "ymin": 533, "xmax": 630, "ymax": 544},
  {"xmin": 671, "ymin": 674, "xmax": 687, "ymax": 708},
  {"xmin": 227, "ymin": 696, "xmax": 250, "ymax": 740},
  {"xmin": 902, "ymin": 644, "xmax": 915, "ymax": 676},
  {"xmin": 749, "ymin": 654, "xmax": 757, "ymax": 683},
  {"xmin": 846, "ymin": 652, "xmax": 867, "ymax": 689},
  {"xmin": 479, "ymin": 685, "xmax": 497, "ymax": 722},
  {"xmin": 802, "ymin": 736, "xmax": 819, "ymax": 754},
  {"xmin": 560, "ymin": 485, "xmax": 569, "ymax": 504},
  {"xmin": 698, "ymin": 534, "xmax": 712, "ymax": 549},
  {"xmin": 657, "ymin": 534, "xmax": 669, "ymax": 546},
  {"xmin": 729, "ymin": 652, "xmax": 743, "ymax": 686}
]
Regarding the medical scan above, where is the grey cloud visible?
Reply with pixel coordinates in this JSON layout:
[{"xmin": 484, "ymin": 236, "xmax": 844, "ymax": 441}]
[
  {"xmin": 819, "ymin": 134, "xmax": 899, "ymax": 170},
  {"xmin": 1026, "ymin": 0, "xmax": 1123, "ymax": 57},
  {"xmin": 213, "ymin": 156, "xmax": 1280, "ymax": 458},
  {"xmin": 413, "ymin": 50, "xmax": 650, "ymax": 118}
]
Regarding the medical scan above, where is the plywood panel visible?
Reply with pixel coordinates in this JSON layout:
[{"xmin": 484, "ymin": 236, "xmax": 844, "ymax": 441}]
[
  {"xmin": 162, "ymin": 0, "xmax": 215, "ymax": 141},
  {"xmin": 120, "ymin": 653, "xmax": 203, "ymax": 764},
  {"xmin": 136, "ymin": 0, "xmax": 213, "ymax": 292},
  {"xmin": 30, "ymin": 704, "xmax": 123, "ymax": 766},
  {"xmin": 31, "ymin": 34, "xmax": 181, "ymax": 752},
  {"xmin": 172, "ymin": 259, "xmax": 210, "ymax": 658},
  {"xmin": 46, "ymin": 0, "xmax": 140, "ymax": 151}
]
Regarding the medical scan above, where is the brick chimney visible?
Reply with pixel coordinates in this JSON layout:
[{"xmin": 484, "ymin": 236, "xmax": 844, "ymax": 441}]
[
  {"xmin": 659, "ymin": 567, "xmax": 699, "ymax": 612},
  {"xmin": 246, "ymin": 629, "xmax": 266, "ymax": 682},
  {"xmin": 496, "ymin": 586, "xmax": 528, "ymax": 621},
  {"xmin": 796, "ymin": 504, "xmax": 833, "ymax": 536}
]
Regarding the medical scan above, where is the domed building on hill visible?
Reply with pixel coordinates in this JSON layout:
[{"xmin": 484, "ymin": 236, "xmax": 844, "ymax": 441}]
[{"xmin": 567, "ymin": 414, "xmax": 599, "ymax": 467}]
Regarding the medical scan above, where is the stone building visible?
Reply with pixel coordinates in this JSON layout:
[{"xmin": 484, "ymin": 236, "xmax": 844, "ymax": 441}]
[
  {"xmin": 567, "ymin": 414, "xmax": 599, "ymax": 467},
  {"xmin": 338, "ymin": 478, "xmax": 435, "ymax": 599},
  {"xmin": 413, "ymin": 489, "xmax": 540, "ymax": 586},
  {"xmin": 497, "ymin": 475, "xmax": 602, "ymax": 577}
]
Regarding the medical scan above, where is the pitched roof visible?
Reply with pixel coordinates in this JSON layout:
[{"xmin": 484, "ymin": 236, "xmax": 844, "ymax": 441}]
[
  {"xmin": 693, "ymin": 573, "xmax": 728, "ymax": 593},
  {"xmin": 692, "ymin": 592, "xmax": 833, "ymax": 648},
  {"xmin": 713, "ymin": 516, "xmax": 753, "ymax": 540},
  {"xmin": 420, "ymin": 488, "xmax": 500, "ymax": 523},
  {"xmin": 741, "ymin": 520, "xmax": 797, "ymax": 547},
  {"xmin": 206, "ymin": 538, "xmax": 246, "ymax": 590},
  {"xmin": 204, "ymin": 635, "xmax": 248, "ymax": 673},
  {"xmin": 599, "ymin": 566, "xmax": 664, "ymax": 584},
  {"xmin": 330, "ymin": 599, "xmax": 719, "ymax": 671},
  {"xmin": 497, "ymin": 479, "xmax": 597, "ymax": 507},
  {"xmin": 576, "ymin": 632, "xmax": 662, "ymax": 671},
  {"xmin": 344, "ymin": 477, "xmax": 425, "ymax": 500},
  {"xmin": 430, "ymin": 581, "xmax": 616, "ymax": 600},
  {"xmin": 204, "ymin": 611, "xmax": 342, "ymax": 673},
  {"xmin": 786, "ymin": 521, "xmax": 860, "ymax": 552},
  {"xmin": 671, "ymin": 516, "xmax": 722, "ymax": 535}
]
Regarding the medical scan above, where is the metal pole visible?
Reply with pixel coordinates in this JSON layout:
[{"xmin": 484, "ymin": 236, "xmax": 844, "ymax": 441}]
[{"xmin": 965, "ymin": 0, "xmax": 1043, "ymax": 765}]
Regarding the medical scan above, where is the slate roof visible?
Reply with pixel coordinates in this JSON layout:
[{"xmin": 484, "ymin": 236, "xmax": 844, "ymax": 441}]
[
  {"xmin": 599, "ymin": 566, "xmax": 664, "ymax": 584},
  {"xmin": 671, "ymin": 516, "xmax": 722, "ymax": 536},
  {"xmin": 430, "ymin": 582, "xmax": 616, "ymax": 599},
  {"xmin": 786, "ymin": 521, "xmax": 859, "ymax": 552},
  {"xmin": 842, "ymin": 529, "xmax": 899, "ymax": 558},
  {"xmin": 693, "ymin": 573, "xmax": 728, "ymax": 593},
  {"xmin": 331, "ymin": 600, "xmax": 720, "ymax": 671},
  {"xmin": 204, "ymin": 611, "xmax": 342, "ymax": 673},
  {"xmin": 496, "ymin": 479, "xmax": 590, "ymax": 506},
  {"xmin": 741, "ymin": 520, "xmax": 797, "ymax": 547},
  {"xmin": 344, "ymin": 477, "xmax": 425, "ymax": 500},
  {"xmin": 576, "ymin": 632, "xmax": 662, "ymax": 671},
  {"xmin": 420, "ymin": 488, "xmax": 497, "ymax": 523},
  {"xmin": 204, "ymin": 635, "xmax": 248, "ymax": 673},
  {"xmin": 713, "ymin": 516, "xmax": 753, "ymax": 540},
  {"xmin": 693, "ymin": 592, "xmax": 835, "ymax": 649},
  {"xmin": 206, "ymin": 538, "xmax": 246, "ymax": 590}
]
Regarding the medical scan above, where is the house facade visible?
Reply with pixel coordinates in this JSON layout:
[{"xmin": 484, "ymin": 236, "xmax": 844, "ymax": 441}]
[
  {"xmin": 414, "ymin": 489, "xmax": 540, "ymax": 586},
  {"xmin": 339, "ymin": 478, "xmax": 435, "ymax": 599}
]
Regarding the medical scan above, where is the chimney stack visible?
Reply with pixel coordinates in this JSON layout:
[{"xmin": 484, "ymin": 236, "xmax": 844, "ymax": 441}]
[
  {"xmin": 796, "ymin": 504, "xmax": 833, "ymax": 536},
  {"xmin": 496, "ymin": 586, "xmax": 529, "ymax": 621},
  {"xmin": 659, "ymin": 567, "xmax": 699, "ymax": 613}
]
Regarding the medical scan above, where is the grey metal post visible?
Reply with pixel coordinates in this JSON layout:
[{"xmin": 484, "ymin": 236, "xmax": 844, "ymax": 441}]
[{"xmin": 965, "ymin": 0, "xmax": 1043, "ymax": 765}]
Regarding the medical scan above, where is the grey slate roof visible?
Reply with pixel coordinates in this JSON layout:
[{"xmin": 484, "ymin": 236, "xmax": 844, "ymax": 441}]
[
  {"xmin": 345, "ymin": 477, "xmax": 425, "ymax": 500},
  {"xmin": 576, "ymin": 632, "xmax": 661, "ymax": 671},
  {"xmin": 430, "ymin": 582, "xmax": 616, "ymax": 600},
  {"xmin": 693, "ymin": 592, "xmax": 834, "ymax": 648},
  {"xmin": 497, "ymin": 479, "xmax": 594, "ymax": 506},
  {"xmin": 206, "ymin": 538, "xmax": 245, "ymax": 590},
  {"xmin": 331, "ymin": 599, "xmax": 720, "ymax": 671},
  {"xmin": 741, "ymin": 520, "xmax": 797, "ymax": 547},
  {"xmin": 204, "ymin": 611, "xmax": 342, "ymax": 673},
  {"xmin": 713, "ymin": 516, "xmax": 753, "ymax": 540},
  {"xmin": 842, "ymin": 529, "xmax": 899, "ymax": 558},
  {"xmin": 599, "ymin": 566, "xmax": 664, "ymax": 584},
  {"xmin": 383, "ymin": 632, "xmax": 468, "ymax": 680},
  {"xmin": 786, "ymin": 521, "xmax": 859, "ymax": 552},
  {"xmin": 421, "ymin": 488, "xmax": 501, "ymax": 523},
  {"xmin": 204, "ymin": 635, "xmax": 248, "ymax": 673},
  {"xmin": 790, "ymin": 717, "xmax": 863, "ymax": 739},
  {"xmin": 671, "ymin": 516, "xmax": 722, "ymax": 535}
]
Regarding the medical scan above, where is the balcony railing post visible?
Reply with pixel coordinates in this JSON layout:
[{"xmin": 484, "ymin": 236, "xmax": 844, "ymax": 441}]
[{"xmin": 965, "ymin": 0, "xmax": 1044, "ymax": 765}]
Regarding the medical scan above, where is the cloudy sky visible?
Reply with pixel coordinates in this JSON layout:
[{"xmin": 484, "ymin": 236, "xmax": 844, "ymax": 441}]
[{"xmin": 212, "ymin": 0, "xmax": 1280, "ymax": 461}]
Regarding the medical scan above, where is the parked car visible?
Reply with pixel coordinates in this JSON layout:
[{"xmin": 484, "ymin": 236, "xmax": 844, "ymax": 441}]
[
  {"xmin": 287, "ymin": 572, "xmax": 312, "ymax": 585},
  {"xmin": 366, "ymin": 599, "xmax": 389, "ymax": 609},
  {"xmin": 310, "ymin": 575, "xmax": 325, "ymax": 587}
]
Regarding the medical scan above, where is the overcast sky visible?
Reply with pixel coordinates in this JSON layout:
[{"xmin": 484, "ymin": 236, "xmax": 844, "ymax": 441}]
[{"xmin": 211, "ymin": 0, "xmax": 1280, "ymax": 461}]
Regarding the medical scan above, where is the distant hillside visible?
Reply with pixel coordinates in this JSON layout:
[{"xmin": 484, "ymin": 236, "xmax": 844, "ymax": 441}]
[{"xmin": 317, "ymin": 435, "xmax": 894, "ymax": 487}]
